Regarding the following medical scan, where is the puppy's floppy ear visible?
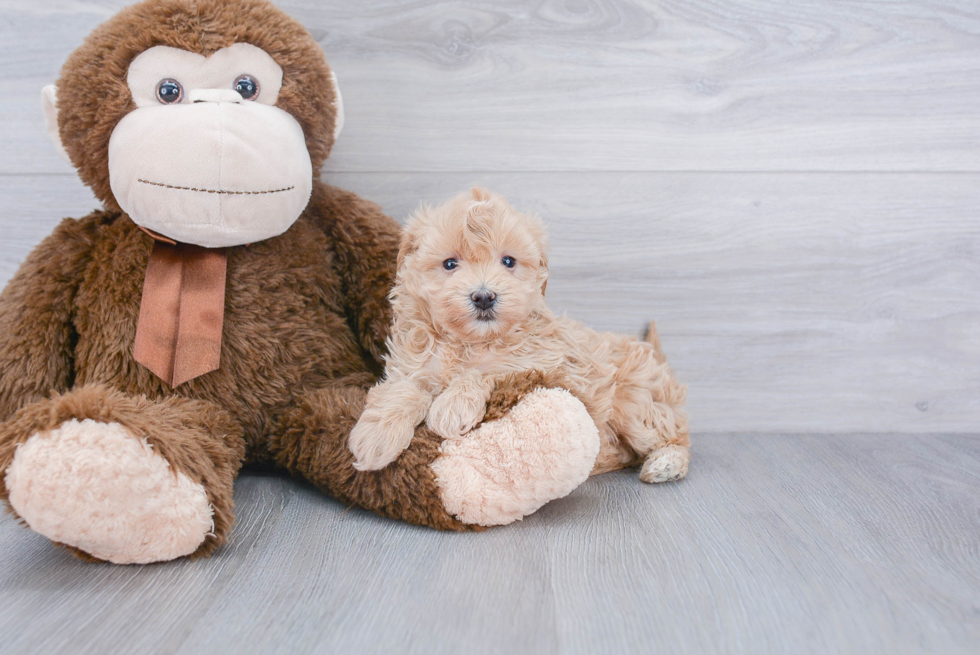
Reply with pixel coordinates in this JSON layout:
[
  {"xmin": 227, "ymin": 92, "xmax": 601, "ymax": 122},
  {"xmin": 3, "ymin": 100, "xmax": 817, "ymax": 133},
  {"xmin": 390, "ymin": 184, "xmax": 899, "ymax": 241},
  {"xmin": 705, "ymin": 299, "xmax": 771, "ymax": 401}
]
[
  {"xmin": 396, "ymin": 231, "xmax": 419, "ymax": 272},
  {"xmin": 397, "ymin": 214, "xmax": 425, "ymax": 271}
]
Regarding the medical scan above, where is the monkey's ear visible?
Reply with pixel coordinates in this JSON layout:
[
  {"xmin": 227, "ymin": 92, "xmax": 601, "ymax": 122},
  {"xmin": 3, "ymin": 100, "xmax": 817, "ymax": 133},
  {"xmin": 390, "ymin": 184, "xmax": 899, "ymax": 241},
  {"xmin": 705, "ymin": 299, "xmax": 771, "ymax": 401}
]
[
  {"xmin": 329, "ymin": 71, "xmax": 345, "ymax": 141},
  {"xmin": 41, "ymin": 85, "xmax": 71, "ymax": 164}
]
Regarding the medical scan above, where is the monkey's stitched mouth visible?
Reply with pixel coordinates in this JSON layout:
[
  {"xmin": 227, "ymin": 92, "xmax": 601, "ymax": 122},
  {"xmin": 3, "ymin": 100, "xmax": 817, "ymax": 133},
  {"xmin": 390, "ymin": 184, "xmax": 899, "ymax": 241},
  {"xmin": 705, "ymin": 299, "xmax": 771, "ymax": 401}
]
[{"xmin": 137, "ymin": 179, "xmax": 295, "ymax": 195}]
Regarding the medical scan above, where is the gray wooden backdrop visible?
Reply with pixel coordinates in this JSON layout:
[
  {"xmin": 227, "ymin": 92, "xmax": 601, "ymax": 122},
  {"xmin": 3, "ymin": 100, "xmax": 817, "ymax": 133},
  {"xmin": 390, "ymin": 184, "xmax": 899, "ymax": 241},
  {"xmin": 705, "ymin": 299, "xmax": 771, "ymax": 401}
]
[{"xmin": 1, "ymin": 0, "xmax": 978, "ymax": 433}]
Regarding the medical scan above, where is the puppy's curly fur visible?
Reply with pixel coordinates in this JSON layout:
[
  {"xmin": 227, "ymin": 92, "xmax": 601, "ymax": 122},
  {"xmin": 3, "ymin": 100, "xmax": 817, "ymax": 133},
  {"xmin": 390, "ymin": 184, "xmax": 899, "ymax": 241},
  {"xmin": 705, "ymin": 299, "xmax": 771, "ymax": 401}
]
[{"xmin": 349, "ymin": 188, "xmax": 690, "ymax": 481}]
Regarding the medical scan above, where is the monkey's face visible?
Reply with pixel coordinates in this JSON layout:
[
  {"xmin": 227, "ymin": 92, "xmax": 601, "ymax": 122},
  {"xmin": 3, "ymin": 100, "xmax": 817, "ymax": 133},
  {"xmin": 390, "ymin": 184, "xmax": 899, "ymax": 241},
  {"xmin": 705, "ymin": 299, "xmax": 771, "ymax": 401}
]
[
  {"xmin": 44, "ymin": 0, "xmax": 343, "ymax": 246},
  {"xmin": 105, "ymin": 44, "xmax": 316, "ymax": 248}
]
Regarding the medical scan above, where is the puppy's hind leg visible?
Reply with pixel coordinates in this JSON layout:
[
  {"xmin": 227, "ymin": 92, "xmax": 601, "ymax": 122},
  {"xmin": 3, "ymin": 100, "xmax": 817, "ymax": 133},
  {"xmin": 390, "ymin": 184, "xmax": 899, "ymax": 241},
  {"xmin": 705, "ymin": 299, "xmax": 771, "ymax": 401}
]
[
  {"xmin": 639, "ymin": 438, "xmax": 690, "ymax": 485},
  {"xmin": 610, "ymin": 340, "xmax": 690, "ymax": 483},
  {"xmin": 615, "ymin": 395, "xmax": 690, "ymax": 483}
]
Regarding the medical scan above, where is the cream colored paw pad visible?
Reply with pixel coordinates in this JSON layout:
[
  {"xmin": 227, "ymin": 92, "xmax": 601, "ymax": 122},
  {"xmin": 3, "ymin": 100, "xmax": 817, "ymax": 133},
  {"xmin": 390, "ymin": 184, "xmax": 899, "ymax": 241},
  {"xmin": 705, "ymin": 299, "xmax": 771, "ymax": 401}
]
[
  {"xmin": 432, "ymin": 388, "xmax": 600, "ymax": 526},
  {"xmin": 640, "ymin": 444, "xmax": 690, "ymax": 483},
  {"xmin": 5, "ymin": 419, "xmax": 212, "ymax": 564}
]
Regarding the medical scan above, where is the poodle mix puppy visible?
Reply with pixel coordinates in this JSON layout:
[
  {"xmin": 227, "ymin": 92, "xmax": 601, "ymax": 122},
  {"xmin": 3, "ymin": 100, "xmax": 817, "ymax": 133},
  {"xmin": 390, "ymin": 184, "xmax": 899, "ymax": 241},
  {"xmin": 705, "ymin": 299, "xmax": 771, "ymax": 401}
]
[{"xmin": 349, "ymin": 188, "xmax": 690, "ymax": 482}]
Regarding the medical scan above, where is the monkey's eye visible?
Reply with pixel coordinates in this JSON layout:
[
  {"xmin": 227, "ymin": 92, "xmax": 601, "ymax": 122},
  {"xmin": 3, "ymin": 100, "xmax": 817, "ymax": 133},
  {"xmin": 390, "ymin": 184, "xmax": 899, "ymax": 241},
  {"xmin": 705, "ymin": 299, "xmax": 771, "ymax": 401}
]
[
  {"xmin": 443, "ymin": 258, "xmax": 459, "ymax": 271},
  {"xmin": 155, "ymin": 79, "xmax": 183, "ymax": 104},
  {"xmin": 501, "ymin": 256, "xmax": 516, "ymax": 268},
  {"xmin": 234, "ymin": 74, "xmax": 260, "ymax": 101}
]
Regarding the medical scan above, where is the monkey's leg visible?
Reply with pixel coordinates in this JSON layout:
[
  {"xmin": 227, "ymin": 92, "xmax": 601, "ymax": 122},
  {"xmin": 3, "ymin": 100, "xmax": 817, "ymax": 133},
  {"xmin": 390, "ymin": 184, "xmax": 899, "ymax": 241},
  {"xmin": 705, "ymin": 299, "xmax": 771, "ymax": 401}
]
[
  {"xmin": 269, "ymin": 371, "xmax": 600, "ymax": 530},
  {"xmin": 0, "ymin": 385, "xmax": 245, "ymax": 563}
]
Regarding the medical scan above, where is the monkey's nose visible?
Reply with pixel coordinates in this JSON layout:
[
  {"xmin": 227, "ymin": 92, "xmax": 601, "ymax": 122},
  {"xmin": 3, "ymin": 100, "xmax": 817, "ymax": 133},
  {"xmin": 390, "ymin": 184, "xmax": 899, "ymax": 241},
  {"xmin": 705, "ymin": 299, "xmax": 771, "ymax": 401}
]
[
  {"xmin": 471, "ymin": 290, "xmax": 497, "ymax": 310},
  {"xmin": 187, "ymin": 89, "xmax": 243, "ymax": 104}
]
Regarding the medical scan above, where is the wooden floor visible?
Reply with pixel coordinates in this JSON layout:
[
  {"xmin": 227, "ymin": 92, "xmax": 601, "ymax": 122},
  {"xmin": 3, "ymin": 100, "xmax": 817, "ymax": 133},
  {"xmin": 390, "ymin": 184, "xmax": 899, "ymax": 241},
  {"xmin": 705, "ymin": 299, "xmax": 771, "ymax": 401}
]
[{"xmin": 1, "ymin": 434, "xmax": 978, "ymax": 655}]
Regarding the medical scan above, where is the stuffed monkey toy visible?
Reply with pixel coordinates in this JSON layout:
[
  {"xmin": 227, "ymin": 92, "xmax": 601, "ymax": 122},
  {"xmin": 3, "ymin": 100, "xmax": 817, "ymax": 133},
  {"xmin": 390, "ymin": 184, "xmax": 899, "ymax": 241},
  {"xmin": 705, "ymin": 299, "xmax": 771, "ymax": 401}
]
[{"xmin": 0, "ymin": 0, "xmax": 601, "ymax": 564}]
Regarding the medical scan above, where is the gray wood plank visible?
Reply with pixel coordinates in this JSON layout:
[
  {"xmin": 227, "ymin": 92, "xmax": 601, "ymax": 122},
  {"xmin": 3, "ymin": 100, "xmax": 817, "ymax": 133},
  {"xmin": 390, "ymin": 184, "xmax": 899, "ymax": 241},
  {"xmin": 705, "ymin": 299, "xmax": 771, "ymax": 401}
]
[
  {"xmin": 2, "ymin": 172, "xmax": 978, "ymax": 433},
  {"xmin": 1, "ymin": 1, "xmax": 979, "ymax": 174},
  {"xmin": 0, "ymin": 175, "xmax": 98, "ymax": 282},
  {"xmin": 1, "ymin": 434, "xmax": 977, "ymax": 655}
]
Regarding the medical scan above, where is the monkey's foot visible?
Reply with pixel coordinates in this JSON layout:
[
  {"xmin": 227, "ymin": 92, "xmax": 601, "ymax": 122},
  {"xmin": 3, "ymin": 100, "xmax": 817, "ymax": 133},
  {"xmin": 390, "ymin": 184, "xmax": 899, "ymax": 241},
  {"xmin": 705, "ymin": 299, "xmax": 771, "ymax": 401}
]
[
  {"xmin": 5, "ymin": 419, "xmax": 212, "ymax": 564},
  {"xmin": 431, "ymin": 388, "xmax": 599, "ymax": 526}
]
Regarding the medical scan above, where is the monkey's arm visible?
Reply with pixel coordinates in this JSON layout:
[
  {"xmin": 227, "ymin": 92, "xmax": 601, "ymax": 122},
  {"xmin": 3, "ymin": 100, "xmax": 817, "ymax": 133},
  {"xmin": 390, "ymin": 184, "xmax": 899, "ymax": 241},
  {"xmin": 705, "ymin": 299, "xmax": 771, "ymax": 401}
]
[
  {"xmin": 0, "ymin": 215, "xmax": 103, "ymax": 423},
  {"xmin": 311, "ymin": 183, "xmax": 402, "ymax": 368},
  {"xmin": 270, "ymin": 369, "xmax": 599, "ymax": 530}
]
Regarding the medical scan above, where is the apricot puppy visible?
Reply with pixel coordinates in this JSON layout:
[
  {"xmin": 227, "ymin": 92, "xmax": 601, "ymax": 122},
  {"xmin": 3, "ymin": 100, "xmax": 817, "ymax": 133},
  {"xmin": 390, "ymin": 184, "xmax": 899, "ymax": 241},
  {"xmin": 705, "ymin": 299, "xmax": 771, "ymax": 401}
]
[{"xmin": 349, "ymin": 188, "xmax": 690, "ymax": 481}]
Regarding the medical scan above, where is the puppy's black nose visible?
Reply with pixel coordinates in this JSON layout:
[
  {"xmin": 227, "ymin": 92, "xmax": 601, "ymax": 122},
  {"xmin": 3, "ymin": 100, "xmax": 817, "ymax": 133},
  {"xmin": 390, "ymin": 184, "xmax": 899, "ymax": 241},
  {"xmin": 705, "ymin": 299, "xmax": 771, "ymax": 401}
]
[{"xmin": 471, "ymin": 290, "xmax": 497, "ymax": 310}]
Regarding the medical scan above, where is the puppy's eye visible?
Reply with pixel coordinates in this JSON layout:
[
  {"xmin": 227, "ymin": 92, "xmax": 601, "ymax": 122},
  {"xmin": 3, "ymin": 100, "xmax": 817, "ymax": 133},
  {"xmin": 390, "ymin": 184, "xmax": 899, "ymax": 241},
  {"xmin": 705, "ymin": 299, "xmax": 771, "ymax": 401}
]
[
  {"xmin": 234, "ymin": 74, "xmax": 259, "ymax": 101},
  {"xmin": 156, "ymin": 79, "xmax": 183, "ymax": 104},
  {"xmin": 501, "ymin": 256, "xmax": 516, "ymax": 268},
  {"xmin": 443, "ymin": 258, "xmax": 459, "ymax": 271}
]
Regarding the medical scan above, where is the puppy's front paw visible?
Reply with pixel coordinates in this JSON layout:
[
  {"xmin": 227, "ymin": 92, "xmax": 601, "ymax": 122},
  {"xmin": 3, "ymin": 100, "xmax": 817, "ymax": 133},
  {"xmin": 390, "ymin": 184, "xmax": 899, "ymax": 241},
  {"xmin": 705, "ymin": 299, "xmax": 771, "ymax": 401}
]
[
  {"xmin": 349, "ymin": 411, "xmax": 416, "ymax": 471},
  {"xmin": 640, "ymin": 444, "xmax": 690, "ymax": 483},
  {"xmin": 426, "ymin": 390, "xmax": 486, "ymax": 441}
]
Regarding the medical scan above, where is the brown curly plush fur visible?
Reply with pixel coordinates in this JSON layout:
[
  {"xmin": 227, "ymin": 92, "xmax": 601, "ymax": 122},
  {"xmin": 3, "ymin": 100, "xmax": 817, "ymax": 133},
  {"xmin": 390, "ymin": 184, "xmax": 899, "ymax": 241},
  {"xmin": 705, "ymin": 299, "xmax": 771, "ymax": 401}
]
[{"xmin": 56, "ymin": 0, "xmax": 339, "ymax": 212}]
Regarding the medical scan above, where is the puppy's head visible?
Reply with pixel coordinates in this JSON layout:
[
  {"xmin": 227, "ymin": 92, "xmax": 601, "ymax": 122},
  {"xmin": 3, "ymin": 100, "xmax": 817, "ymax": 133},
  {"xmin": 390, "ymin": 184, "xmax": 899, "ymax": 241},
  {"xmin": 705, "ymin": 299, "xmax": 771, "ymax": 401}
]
[{"xmin": 395, "ymin": 187, "xmax": 549, "ymax": 341}]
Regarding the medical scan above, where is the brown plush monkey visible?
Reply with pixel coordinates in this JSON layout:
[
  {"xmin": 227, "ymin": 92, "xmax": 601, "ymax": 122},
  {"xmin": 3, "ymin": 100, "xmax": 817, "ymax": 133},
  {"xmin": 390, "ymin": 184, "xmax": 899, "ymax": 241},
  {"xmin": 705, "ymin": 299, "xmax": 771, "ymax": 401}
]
[{"xmin": 0, "ymin": 0, "xmax": 601, "ymax": 564}]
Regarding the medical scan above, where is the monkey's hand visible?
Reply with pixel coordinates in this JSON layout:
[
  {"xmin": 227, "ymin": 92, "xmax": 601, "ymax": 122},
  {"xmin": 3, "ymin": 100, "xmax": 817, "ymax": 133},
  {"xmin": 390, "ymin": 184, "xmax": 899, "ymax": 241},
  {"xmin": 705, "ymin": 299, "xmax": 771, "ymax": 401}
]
[
  {"xmin": 426, "ymin": 371, "xmax": 490, "ymax": 441},
  {"xmin": 350, "ymin": 378, "xmax": 431, "ymax": 471}
]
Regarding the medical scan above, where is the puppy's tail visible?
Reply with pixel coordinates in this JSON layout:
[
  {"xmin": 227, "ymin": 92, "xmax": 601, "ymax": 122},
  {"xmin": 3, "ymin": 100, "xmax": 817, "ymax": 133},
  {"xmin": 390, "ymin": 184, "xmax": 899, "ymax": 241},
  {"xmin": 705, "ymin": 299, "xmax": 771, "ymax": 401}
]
[{"xmin": 644, "ymin": 320, "xmax": 665, "ymax": 363}]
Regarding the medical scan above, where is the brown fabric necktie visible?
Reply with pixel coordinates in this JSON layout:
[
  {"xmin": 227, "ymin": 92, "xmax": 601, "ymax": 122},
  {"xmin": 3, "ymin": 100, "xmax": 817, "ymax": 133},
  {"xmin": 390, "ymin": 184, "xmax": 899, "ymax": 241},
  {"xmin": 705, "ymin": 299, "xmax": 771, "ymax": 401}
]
[{"xmin": 133, "ymin": 236, "xmax": 228, "ymax": 387}]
